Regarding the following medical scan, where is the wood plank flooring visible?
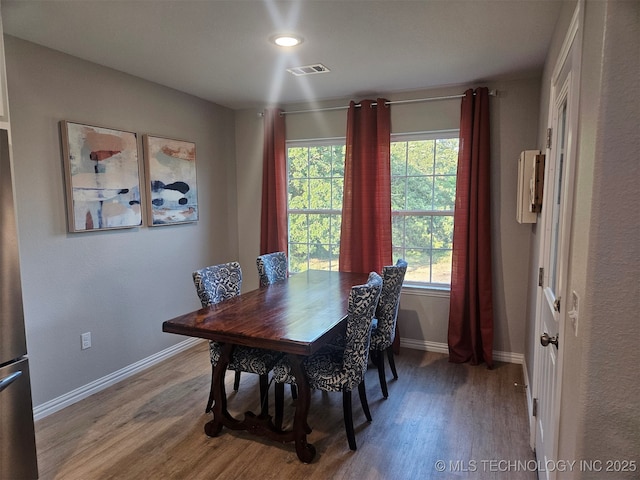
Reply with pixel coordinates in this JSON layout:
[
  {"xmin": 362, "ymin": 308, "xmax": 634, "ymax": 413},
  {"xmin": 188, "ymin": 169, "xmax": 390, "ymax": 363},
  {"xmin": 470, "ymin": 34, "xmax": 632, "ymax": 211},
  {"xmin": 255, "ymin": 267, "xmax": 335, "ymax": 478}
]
[{"xmin": 34, "ymin": 341, "xmax": 536, "ymax": 479}]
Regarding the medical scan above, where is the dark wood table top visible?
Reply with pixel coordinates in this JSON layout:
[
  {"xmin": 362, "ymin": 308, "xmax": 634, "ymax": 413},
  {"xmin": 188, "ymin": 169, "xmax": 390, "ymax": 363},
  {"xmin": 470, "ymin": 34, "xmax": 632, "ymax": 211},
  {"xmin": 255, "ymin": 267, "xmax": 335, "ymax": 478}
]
[{"xmin": 163, "ymin": 270, "xmax": 370, "ymax": 356}]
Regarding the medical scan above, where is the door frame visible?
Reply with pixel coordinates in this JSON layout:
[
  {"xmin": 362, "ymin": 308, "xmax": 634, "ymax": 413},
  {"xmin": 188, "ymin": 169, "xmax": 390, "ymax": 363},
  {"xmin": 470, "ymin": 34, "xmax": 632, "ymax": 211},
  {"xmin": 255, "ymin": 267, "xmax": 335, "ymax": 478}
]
[{"xmin": 530, "ymin": 0, "xmax": 584, "ymax": 466}]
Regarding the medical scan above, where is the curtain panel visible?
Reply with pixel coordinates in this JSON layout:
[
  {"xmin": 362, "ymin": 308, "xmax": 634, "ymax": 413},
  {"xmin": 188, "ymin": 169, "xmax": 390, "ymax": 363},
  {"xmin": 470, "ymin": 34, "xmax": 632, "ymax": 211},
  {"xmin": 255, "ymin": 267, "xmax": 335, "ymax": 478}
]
[
  {"xmin": 338, "ymin": 99, "xmax": 392, "ymax": 274},
  {"xmin": 448, "ymin": 87, "xmax": 494, "ymax": 368},
  {"xmin": 259, "ymin": 108, "xmax": 288, "ymax": 255}
]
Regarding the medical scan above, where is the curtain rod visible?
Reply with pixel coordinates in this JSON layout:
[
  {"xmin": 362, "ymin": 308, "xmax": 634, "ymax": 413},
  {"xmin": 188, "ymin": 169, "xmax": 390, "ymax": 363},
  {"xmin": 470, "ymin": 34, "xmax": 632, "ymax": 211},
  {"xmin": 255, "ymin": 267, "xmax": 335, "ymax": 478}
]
[{"xmin": 266, "ymin": 89, "xmax": 497, "ymax": 116}]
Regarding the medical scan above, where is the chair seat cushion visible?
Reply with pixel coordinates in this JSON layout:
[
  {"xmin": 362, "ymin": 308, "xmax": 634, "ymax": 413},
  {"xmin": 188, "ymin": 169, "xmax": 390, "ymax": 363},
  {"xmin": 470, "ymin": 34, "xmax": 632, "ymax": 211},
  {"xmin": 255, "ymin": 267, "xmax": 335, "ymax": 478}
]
[
  {"xmin": 272, "ymin": 345, "xmax": 359, "ymax": 393},
  {"xmin": 209, "ymin": 341, "xmax": 282, "ymax": 375}
]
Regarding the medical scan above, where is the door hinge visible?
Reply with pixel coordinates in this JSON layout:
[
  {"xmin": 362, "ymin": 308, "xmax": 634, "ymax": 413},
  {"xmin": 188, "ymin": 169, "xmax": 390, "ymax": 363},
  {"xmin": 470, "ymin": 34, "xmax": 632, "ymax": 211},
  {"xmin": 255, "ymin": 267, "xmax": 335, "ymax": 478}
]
[
  {"xmin": 546, "ymin": 128, "xmax": 553, "ymax": 149},
  {"xmin": 533, "ymin": 398, "xmax": 538, "ymax": 417},
  {"xmin": 538, "ymin": 267, "xmax": 544, "ymax": 287}
]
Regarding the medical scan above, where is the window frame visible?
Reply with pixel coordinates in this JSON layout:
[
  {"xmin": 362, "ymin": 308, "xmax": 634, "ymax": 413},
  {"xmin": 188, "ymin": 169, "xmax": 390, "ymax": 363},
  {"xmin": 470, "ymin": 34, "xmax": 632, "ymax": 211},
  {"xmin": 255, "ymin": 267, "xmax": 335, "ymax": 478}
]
[
  {"xmin": 286, "ymin": 138, "xmax": 346, "ymax": 273},
  {"xmin": 390, "ymin": 130, "xmax": 459, "ymax": 289}
]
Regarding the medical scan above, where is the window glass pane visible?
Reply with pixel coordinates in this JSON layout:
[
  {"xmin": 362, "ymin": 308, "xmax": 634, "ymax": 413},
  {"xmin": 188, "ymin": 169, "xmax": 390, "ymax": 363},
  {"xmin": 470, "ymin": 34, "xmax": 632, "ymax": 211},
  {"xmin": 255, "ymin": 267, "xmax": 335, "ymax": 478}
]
[
  {"xmin": 288, "ymin": 213, "xmax": 308, "ymax": 244},
  {"xmin": 289, "ymin": 243, "xmax": 309, "ymax": 273},
  {"xmin": 432, "ymin": 215, "xmax": 454, "ymax": 249},
  {"xmin": 392, "ymin": 216, "xmax": 405, "ymax": 246},
  {"xmin": 391, "ymin": 177, "xmax": 407, "ymax": 210},
  {"xmin": 330, "ymin": 244, "xmax": 341, "ymax": 271},
  {"xmin": 435, "ymin": 138, "xmax": 459, "ymax": 175},
  {"xmin": 408, "ymin": 140, "xmax": 434, "ymax": 175},
  {"xmin": 331, "ymin": 214, "xmax": 342, "ymax": 242},
  {"xmin": 309, "ymin": 179, "xmax": 332, "ymax": 209},
  {"xmin": 433, "ymin": 175, "xmax": 456, "ymax": 210},
  {"xmin": 390, "ymin": 142, "xmax": 407, "ymax": 176},
  {"xmin": 406, "ymin": 176, "xmax": 432, "ymax": 210},
  {"xmin": 288, "ymin": 179, "xmax": 308, "ymax": 209},
  {"xmin": 404, "ymin": 248, "xmax": 432, "ymax": 284},
  {"xmin": 288, "ymin": 147, "xmax": 308, "ymax": 178},
  {"xmin": 404, "ymin": 216, "xmax": 432, "ymax": 249},
  {"xmin": 332, "ymin": 145, "xmax": 345, "ymax": 177},
  {"xmin": 308, "ymin": 146, "xmax": 332, "ymax": 177},
  {"xmin": 331, "ymin": 178, "xmax": 343, "ymax": 209},
  {"xmin": 308, "ymin": 214, "xmax": 330, "ymax": 245},
  {"xmin": 431, "ymin": 250, "xmax": 452, "ymax": 284}
]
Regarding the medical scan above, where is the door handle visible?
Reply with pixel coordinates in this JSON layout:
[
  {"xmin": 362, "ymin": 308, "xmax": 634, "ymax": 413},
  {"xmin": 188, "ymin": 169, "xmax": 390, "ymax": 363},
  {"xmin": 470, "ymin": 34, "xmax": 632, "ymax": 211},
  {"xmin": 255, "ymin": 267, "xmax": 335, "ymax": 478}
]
[
  {"xmin": 0, "ymin": 371, "xmax": 22, "ymax": 394},
  {"xmin": 540, "ymin": 333, "xmax": 559, "ymax": 349}
]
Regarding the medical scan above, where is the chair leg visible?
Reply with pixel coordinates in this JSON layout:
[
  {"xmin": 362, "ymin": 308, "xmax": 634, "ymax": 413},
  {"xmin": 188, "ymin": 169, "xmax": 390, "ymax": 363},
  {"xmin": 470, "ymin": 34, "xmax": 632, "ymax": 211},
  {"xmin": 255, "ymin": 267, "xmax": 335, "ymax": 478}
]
[
  {"xmin": 290, "ymin": 383, "xmax": 298, "ymax": 400},
  {"xmin": 358, "ymin": 380, "xmax": 372, "ymax": 422},
  {"xmin": 375, "ymin": 349, "xmax": 389, "ymax": 398},
  {"xmin": 386, "ymin": 345, "xmax": 398, "ymax": 379},
  {"xmin": 205, "ymin": 364, "xmax": 215, "ymax": 413},
  {"xmin": 274, "ymin": 382, "xmax": 285, "ymax": 429},
  {"xmin": 342, "ymin": 390, "xmax": 357, "ymax": 451},
  {"xmin": 233, "ymin": 371, "xmax": 241, "ymax": 391},
  {"xmin": 259, "ymin": 373, "xmax": 269, "ymax": 417}
]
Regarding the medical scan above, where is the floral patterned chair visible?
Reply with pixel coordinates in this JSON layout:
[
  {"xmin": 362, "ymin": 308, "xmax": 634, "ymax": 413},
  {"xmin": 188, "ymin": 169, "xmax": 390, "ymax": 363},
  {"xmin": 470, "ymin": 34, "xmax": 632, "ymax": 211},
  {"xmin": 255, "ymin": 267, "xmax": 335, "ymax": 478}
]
[
  {"xmin": 256, "ymin": 251, "xmax": 298, "ymax": 401},
  {"xmin": 256, "ymin": 251, "xmax": 288, "ymax": 286},
  {"xmin": 272, "ymin": 271, "xmax": 382, "ymax": 450},
  {"xmin": 369, "ymin": 259, "xmax": 408, "ymax": 398},
  {"xmin": 193, "ymin": 261, "xmax": 282, "ymax": 415}
]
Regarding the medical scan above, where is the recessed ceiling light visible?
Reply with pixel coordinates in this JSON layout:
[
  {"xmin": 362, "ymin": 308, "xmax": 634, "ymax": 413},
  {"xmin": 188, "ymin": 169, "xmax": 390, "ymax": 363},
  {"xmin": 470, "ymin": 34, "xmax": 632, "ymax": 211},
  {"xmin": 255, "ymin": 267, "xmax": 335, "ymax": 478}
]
[{"xmin": 271, "ymin": 34, "xmax": 303, "ymax": 47}]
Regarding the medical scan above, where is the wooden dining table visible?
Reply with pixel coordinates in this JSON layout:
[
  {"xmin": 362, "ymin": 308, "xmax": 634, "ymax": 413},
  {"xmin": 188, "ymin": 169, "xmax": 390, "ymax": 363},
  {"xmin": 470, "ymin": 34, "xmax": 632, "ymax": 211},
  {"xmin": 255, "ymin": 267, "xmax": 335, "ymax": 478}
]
[{"xmin": 162, "ymin": 269, "xmax": 370, "ymax": 463}]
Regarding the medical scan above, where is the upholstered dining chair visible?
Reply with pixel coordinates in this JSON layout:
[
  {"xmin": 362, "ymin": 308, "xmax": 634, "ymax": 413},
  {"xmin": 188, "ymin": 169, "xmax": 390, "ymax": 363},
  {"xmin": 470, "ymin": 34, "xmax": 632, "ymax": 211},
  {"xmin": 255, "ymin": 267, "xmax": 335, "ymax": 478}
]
[
  {"xmin": 256, "ymin": 251, "xmax": 288, "ymax": 286},
  {"xmin": 256, "ymin": 251, "xmax": 298, "ymax": 400},
  {"xmin": 272, "ymin": 271, "xmax": 383, "ymax": 451},
  {"xmin": 193, "ymin": 261, "xmax": 281, "ymax": 414},
  {"xmin": 369, "ymin": 259, "xmax": 408, "ymax": 398}
]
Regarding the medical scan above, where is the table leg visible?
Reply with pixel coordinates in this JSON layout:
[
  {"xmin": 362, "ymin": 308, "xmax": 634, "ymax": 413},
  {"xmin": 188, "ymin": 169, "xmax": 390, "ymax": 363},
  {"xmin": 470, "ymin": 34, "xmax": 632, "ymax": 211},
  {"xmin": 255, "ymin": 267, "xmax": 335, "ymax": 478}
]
[
  {"xmin": 287, "ymin": 354, "xmax": 316, "ymax": 463},
  {"xmin": 205, "ymin": 343, "xmax": 237, "ymax": 437}
]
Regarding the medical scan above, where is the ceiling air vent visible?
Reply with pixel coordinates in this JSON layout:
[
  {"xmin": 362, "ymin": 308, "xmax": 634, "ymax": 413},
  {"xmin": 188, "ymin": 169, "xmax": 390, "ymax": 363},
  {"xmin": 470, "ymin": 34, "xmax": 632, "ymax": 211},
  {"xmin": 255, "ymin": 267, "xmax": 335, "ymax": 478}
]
[{"xmin": 286, "ymin": 63, "xmax": 331, "ymax": 76}]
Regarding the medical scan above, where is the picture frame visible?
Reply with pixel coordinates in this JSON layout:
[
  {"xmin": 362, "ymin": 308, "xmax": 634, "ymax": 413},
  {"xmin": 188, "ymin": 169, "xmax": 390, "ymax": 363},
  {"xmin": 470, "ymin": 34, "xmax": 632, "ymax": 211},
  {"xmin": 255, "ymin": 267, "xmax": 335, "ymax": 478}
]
[
  {"xmin": 60, "ymin": 121, "xmax": 143, "ymax": 232},
  {"xmin": 143, "ymin": 135, "xmax": 198, "ymax": 226}
]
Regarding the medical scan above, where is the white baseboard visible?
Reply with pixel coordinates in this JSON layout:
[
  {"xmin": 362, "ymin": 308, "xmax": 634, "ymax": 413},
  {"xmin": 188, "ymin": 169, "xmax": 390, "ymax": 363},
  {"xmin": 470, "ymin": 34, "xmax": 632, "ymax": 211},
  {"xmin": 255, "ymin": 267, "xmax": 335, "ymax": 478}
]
[
  {"xmin": 399, "ymin": 338, "xmax": 524, "ymax": 364},
  {"xmin": 33, "ymin": 338, "xmax": 204, "ymax": 421}
]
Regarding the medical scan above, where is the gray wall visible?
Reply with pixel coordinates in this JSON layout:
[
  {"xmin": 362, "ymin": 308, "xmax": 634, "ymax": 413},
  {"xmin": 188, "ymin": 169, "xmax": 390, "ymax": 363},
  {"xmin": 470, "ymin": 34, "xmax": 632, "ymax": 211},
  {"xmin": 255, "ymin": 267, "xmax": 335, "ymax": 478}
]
[
  {"xmin": 236, "ymin": 79, "xmax": 541, "ymax": 358},
  {"xmin": 5, "ymin": 36, "xmax": 238, "ymax": 407},
  {"xmin": 527, "ymin": 0, "xmax": 639, "ymax": 475}
]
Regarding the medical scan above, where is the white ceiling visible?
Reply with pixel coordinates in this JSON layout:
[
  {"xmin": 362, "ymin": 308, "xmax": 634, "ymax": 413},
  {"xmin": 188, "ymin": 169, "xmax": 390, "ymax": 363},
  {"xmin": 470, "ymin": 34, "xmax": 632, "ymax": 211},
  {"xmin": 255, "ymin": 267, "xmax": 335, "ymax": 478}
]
[{"xmin": 1, "ymin": 0, "xmax": 564, "ymax": 110}]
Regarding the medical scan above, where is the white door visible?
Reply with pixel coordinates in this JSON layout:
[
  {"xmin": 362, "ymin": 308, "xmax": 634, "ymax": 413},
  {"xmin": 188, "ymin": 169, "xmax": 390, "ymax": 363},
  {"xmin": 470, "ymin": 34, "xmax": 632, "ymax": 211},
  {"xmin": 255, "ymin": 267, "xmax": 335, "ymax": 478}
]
[
  {"xmin": 533, "ymin": 4, "xmax": 582, "ymax": 480},
  {"xmin": 535, "ymin": 92, "xmax": 568, "ymax": 480}
]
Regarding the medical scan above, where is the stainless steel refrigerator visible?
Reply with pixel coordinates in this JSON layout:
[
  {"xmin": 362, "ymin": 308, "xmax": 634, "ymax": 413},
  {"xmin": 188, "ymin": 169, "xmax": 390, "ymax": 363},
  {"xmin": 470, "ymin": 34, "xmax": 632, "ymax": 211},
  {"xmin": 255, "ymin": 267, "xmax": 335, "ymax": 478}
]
[{"xmin": 0, "ymin": 129, "xmax": 39, "ymax": 479}]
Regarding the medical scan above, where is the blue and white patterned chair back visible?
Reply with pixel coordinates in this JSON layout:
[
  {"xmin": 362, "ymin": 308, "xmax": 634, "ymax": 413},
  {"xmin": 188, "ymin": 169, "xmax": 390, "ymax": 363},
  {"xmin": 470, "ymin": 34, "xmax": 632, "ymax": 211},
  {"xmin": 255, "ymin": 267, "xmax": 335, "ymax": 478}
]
[
  {"xmin": 370, "ymin": 259, "xmax": 407, "ymax": 350},
  {"xmin": 256, "ymin": 251, "xmax": 288, "ymax": 287},
  {"xmin": 341, "ymin": 271, "xmax": 383, "ymax": 390},
  {"xmin": 193, "ymin": 261, "xmax": 243, "ymax": 307}
]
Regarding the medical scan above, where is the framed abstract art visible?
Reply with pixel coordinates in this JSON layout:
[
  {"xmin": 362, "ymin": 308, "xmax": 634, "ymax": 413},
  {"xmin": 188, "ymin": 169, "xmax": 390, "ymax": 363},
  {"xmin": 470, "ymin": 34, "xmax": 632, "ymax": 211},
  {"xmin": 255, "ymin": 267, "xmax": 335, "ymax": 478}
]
[
  {"xmin": 143, "ymin": 135, "xmax": 198, "ymax": 226},
  {"xmin": 60, "ymin": 121, "xmax": 143, "ymax": 232}
]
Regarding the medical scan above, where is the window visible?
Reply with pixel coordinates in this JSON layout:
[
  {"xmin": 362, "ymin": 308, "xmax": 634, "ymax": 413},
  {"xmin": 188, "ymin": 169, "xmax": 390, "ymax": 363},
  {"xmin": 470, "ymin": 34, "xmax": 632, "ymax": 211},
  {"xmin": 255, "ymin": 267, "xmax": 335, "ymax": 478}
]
[
  {"xmin": 287, "ymin": 140, "xmax": 345, "ymax": 273},
  {"xmin": 286, "ymin": 131, "xmax": 459, "ymax": 286},
  {"xmin": 391, "ymin": 132, "xmax": 459, "ymax": 285}
]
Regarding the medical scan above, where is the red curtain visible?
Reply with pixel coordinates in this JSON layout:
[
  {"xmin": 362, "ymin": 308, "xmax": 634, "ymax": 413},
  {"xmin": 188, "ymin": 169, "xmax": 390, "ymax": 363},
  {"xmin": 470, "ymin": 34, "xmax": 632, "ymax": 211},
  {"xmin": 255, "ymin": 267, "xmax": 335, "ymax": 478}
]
[
  {"xmin": 339, "ymin": 98, "xmax": 392, "ymax": 274},
  {"xmin": 448, "ymin": 87, "xmax": 494, "ymax": 368},
  {"xmin": 259, "ymin": 108, "xmax": 288, "ymax": 255}
]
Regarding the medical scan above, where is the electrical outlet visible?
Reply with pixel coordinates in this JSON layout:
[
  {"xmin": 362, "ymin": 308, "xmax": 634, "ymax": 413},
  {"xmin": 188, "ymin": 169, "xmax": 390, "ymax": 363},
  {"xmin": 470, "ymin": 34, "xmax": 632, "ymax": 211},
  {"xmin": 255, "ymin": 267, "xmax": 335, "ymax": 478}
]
[{"xmin": 81, "ymin": 332, "xmax": 92, "ymax": 350}]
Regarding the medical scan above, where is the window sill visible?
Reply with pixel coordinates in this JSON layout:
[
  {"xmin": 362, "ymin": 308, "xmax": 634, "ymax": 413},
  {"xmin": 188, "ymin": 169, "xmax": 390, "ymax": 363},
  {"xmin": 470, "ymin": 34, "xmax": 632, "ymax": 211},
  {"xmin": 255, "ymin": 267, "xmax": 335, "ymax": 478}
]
[{"xmin": 401, "ymin": 284, "xmax": 450, "ymax": 298}]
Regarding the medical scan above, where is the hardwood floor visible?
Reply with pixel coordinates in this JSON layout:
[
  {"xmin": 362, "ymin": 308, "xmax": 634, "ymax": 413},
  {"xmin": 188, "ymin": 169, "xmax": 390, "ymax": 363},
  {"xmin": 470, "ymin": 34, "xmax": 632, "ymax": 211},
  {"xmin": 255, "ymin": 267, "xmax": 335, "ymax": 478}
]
[{"xmin": 34, "ymin": 341, "xmax": 536, "ymax": 479}]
